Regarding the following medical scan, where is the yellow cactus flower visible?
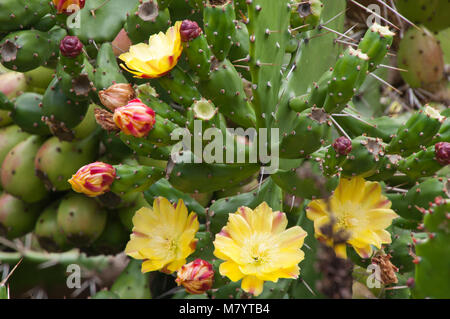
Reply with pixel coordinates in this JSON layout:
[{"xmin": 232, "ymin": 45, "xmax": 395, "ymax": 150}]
[
  {"xmin": 213, "ymin": 202, "xmax": 307, "ymax": 297},
  {"xmin": 119, "ymin": 22, "xmax": 183, "ymax": 79},
  {"xmin": 306, "ymin": 177, "xmax": 398, "ymax": 259},
  {"xmin": 125, "ymin": 197, "xmax": 199, "ymax": 274}
]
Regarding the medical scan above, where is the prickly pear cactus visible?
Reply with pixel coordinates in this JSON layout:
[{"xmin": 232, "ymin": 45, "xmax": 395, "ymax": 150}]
[{"xmin": 0, "ymin": 0, "xmax": 449, "ymax": 301}]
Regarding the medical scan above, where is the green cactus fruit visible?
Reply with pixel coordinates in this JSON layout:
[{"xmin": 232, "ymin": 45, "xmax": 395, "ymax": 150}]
[
  {"xmin": 279, "ymin": 107, "xmax": 331, "ymax": 159},
  {"xmin": 203, "ymin": 0, "xmax": 236, "ymax": 61},
  {"xmin": 34, "ymin": 202, "xmax": 71, "ymax": 252},
  {"xmin": 290, "ymin": 0, "xmax": 323, "ymax": 31},
  {"xmin": 199, "ymin": 59, "xmax": 256, "ymax": 128},
  {"xmin": 144, "ymin": 178, "xmax": 206, "ymax": 221},
  {"xmin": 137, "ymin": 84, "xmax": 187, "ymax": 127},
  {"xmin": 1, "ymin": 135, "xmax": 48, "ymax": 203},
  {"xmin": 56, "ymin": 193, "xmax": 107, "ymax": 247},
  {"xmin": 397, "ymin": 27, "xmax": 445, "ymax": 89},
  {"xmin": 0, "ymin": 192, "xmax": 41, "ymax": 239},
  {"xmin": 24, "ymin": 66, "xmax": 55, "ymax": 93},
  {"xmin": 109, "ymin": 164, "xmax": 165, "ymax": 195},
  {"xmin": 358, "ymin": 23, "xmax": 395, "ymax": 72},
  {"xmin": 70, "ymin": 0, "xmax": 140, "ymax": 43},
  {"xmin": 339, "ymin": 136, "xmax": 386, "ymax": 178},
  {"xmin": 125, "ymin": 0, "xmax": 171, "ymax": 44},
  {"xmin": 41, "ymin": 77, "xmax": 89, "ymax": 137},
  {"xmin": 93, "ymin": 43, "xmax": 128, "ymax": 94},
  {"xmin": 118, "ymin": 192, "xmax": 151, "ymax": 232},
  {"xmin": 90, "ymin": 215, "xmax": 129, "ymax": 255},
  {"xmin": 412, "ymin": 199, "xmax": 450, "ymax": 298},
  {"xmin": 0, "ymin": 110, "xmax": 11, "ymax": 127},
  {"xmin": 387, "ymin": 106, "xmax": 444, "ymax": 155},
  {"xmin": 387, "ymin": 178, "xmax": 448, "ymax": 222},
  {"xmin": 72, "ymin": 104, "xmax": 99, "ymax": 140},
  {"xmin": 272, "ymin": 160, "xmax": 338, "ymax": 200},
  {"xmin": 209, "ymin": 177, "xmax": 282, "ymax": 235},
  {"xmin": 395, "ymin": 0, "xmax": 450, "ymax": 32},
  {"xmin": 186, "ymin": 98, "xmax": 220, "ymax": 136},
  {"xmin": 0, "ymin": 27, "xmax": 66, "ymax": 72},
  {"xmin": 91, "ymin": 290, "xmax": 120, "ymax": 299},
  {"xmin": 0, "ymin": 0, "xmax": 52, "ymax": 32},
  {"xmin": 110, "ymin": 259, "xmax": 151, "ymax": 299},
  {"xmin": 34, "ymin": 131, "xmax": 100, "ymax": 191},
  {"xmin": 397, "ymin": 144, "xmax": 445, "ymax": 180},
  {"xmin": 0, "ymin": 125, "xmax": 30, "ymax": 171},
  {"xmin": 10, "ymin": 92, "xmax": 50, "ymax": 135},
  {"xmin": 323, "ymin": 47, "xmax": 369, "ymax": 113}
]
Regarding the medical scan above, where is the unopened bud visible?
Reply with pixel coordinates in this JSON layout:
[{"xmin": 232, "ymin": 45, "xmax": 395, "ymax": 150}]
[
  {"xmin": 332, "ymin": 136, "xmax": 352, "ymax": 155},
  {"xmin": 180, "ymin": 20, "xmax": 202, "ymax": 42},
  {"xmin": 60, "ymin": 36, "xmax": 84, "ymax": 58},
  {"xmin": 176, "ymin": 259, "xmax": 214, "ymax": 294},
  {"xmin": 99, "ymin": 83, "xmax": 136, "ymax": 111}
]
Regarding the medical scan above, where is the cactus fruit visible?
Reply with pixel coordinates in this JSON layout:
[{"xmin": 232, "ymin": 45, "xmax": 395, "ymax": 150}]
[
  {"xmin": 1, "ymin": 135, "xmax": 49, "ymax": 203},
  {"xmin": 397, "ymin": 27, "xmax": 445, "ymax": 89},
  {"xmin": 34, "ymin": 202, "xmax": 71, "ymax": 252},
  {"xmin": 10, "ymin": 92, "xmax": 50, "ymax": 135},
  {"xmin": 0, "ymin": 192, "xmax": 41, "ymax": 239},
  {"xmin": 35, "ymin": 131, "xmax": 100, "ymax": 191},
  {"xmin": 56, "ymin": 193, "xmax": 107, "ymax": 246}
]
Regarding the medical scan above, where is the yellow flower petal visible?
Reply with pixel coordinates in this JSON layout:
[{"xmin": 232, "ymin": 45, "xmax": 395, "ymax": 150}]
[
  {"xmin": 219, "ymin": 261, "xmax": 245, "ymax": 282},
  {"xmin": 241, "ymin": 275, "xmax": 264, "ymax": 296}
]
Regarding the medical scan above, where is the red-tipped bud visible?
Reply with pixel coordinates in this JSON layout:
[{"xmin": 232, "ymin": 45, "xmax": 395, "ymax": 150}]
[
  {"xmin": 113, "ymin": 98, "xmax": 156, "ymax": 138},
  {"xmin": 60, "ymin": 36, "xmax": 84, "ymax": 58},
  {"xmin": 435, "ymin": 142, "xmax": 450, "ymax": 165},
  {"xmin": 180, "ymin": 20, "xmax": 202, "ymax": 42},
  {"xmin": 175, "ymin": 259, "xmax": 214, "ymax": 294},
  {"xmin": 53, "ymin": 0, "xmax": 86, "ymax": 14},
  {"xmin": 332, "ymin": 136, "xmax": 352, "ymax": 155},
  {"xmin": 68, "ymin": 162, "xmax": 116, "ymax": 197},
  {"xmin": 99, "ymin": 83, "xmax": 136, "ymax": 111}
]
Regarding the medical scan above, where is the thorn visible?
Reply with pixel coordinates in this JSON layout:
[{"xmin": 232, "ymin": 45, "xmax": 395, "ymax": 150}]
[
  {"xmin": 376, "ymin": 0, "xmax": 421, "ymax": 31},
  {"xmin": 320, "ymin": 9, "xmax": 349, "ymax": 28},
  {"xmin": 330, "ymin": 116, "xmax": 351, "ymax": 140},
  {"xmin": 378, "ymin": 64, "xmax": 408, "ymax": 72},
  {"xmin": 349, "ymin": 0, "xmax": 400, "ymax": 30},
  {"xmin": 320, "ymin": 25, "xmax": 356, "ymax": 42},
  {"xmin": 369, "ymin": 72, "xmax": 402, "ymax": 94}
]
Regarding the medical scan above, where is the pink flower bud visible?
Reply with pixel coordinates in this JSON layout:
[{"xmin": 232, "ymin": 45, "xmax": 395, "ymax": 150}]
[
  {"xmin": 53, "ymin": 0, "xmax": 86, "ymax": 14},
  {"xmin": 68, "ymin": 162, "xmax": 116, "ymax": 197},
  {"xmin": 113, "ymin": 98, "xmax": 156, "ymax": 138},
  {"xmin": 176, "ymin": 259, "xmax": 214, "ymax": 294}
]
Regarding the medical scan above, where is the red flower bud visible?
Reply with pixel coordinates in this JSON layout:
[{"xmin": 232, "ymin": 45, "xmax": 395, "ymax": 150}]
[
  {"xmin": 60, "ymin": 36, "xmax": 84, "ymax": 58},
  {"xmin": 176, "ymin": 259, "xmax": 214, "ymax": 294},
  {"xmin": 180, "ymin": 20, "xmax": 202, "ymax": 42},
  {"xmin": 113, "ymin": 98, "xmax": 156, "ymax": 138},
  {"xmin": 68, "ymin": 162, "xmax": 116, "ymax": 197},
  {"xmin": 435, "ymin": 142, "xmax": 450, "ymax": 166},
  {"xmin": 332, "ymin": 136, "xmax": 352, "ymax": 155}
]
